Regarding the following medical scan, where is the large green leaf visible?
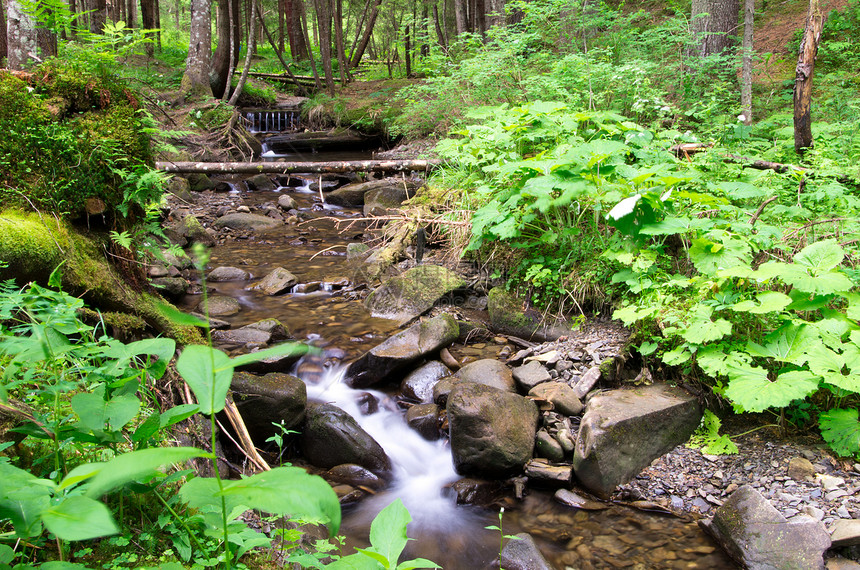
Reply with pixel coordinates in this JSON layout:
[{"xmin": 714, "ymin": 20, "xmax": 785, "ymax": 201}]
[
  {"xmin": 681, "ymin": 306, "xmax": 731, "ymax": 344},
  {"xmin": 367, "ymin": 499, "xmax": 412, "ymax": 569},
  {"xmin": 793, "ymin": 239, "xmax": 844, "ymax": 271},
  {"xmin": 819, "ymin": 408, "xmax": 860, "ymax": 457},
  {"xmin": 724, "ymin": 365, "xmax": 819, "ymax": 412},
  {"xmin": 83, "ymin": 447, "xmax": 209, "ymax": 498},
  {"xmin": 745, "ymin": 322, "xmax": 816, "ymax": 364},
  {"xmin": 217, "ymin": 467, "xmax": 341, "ymax": 535},
  {"xmin": 731, "ymin": 291, "xmax": 792, "ymax": 315},
  {"xmin": 176, "ymin": 345, "xmax": 233, "ymax": 414},
  {"xmin": 779, "ymin": 265, "xmax": 853, "ymax": 295},
  {"xmin": 822, "ymin": 371, "xmax": 860, "ymax": 394},
  {"xmin": 0, "ymin": 464, "xmax": 53, "ymax": 538},
  {"xmin": 72, "ymin": 385, "xmax": 140, "ymax": 434},
  {"xmin": 179, "ymin": 477, "xmax": 246, "ymax": 518},
  {"xmin": 688, "ymin": 232, "xmax": 750, "ymax": 276},
  {"xmin": 41, "ymin": 496, "xmax": 119, "ymax": 541}
]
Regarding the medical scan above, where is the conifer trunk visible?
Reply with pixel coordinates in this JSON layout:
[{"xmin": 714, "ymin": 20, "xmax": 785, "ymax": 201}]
[
  {"xmin": 793, "ymin": 0, "xmax": 824, "ymax": 154},
  {"xmin": 740, "ymin": 0, "xmax": 754, "ymax": 125}
]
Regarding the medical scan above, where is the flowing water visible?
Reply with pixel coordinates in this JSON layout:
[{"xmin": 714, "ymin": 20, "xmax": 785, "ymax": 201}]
[{"xmin": 183, "ymin": 146, "xmax": 735, "ymax": 567}]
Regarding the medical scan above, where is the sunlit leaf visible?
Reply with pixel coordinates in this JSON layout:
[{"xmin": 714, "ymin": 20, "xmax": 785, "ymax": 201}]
[
  {"xmin": 41, "ymin": 496, "xmax": 118, "ymax": 541},
  {"xmin": 724, "ymin": 365, "xmax": 819, "ymax": 412},
  {"xmin": 176, "ymin": 345, "xmax": 233, "ymax": 414},
  {"xmin": 84, "ymin": 447, "xmax": 209, "ymax": 498},
  {"xmin": 820, "ymin": 408, "xmax": 860, "ymax": 457}
]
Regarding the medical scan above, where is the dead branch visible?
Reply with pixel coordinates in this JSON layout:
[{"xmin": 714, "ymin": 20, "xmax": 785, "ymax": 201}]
[{"xmin": 749, "ymin": 196, "xmax": 778, "ymax": 226}]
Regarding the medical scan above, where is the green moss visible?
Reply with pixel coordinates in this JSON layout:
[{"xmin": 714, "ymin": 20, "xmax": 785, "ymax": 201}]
[
  {"xmin": 0, "ymin": 72, "xmax": 51, "ymax": 123},
  {"xmin": 0, "ymin": 210, "xmax": 70, "ymax": 282}
]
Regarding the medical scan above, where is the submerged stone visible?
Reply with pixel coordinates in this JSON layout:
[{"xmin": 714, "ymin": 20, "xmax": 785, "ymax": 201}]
[
  {"xmin": 208, "ymin": 266, "xmax": 250, "ymax": 282},
  {"xmin": 199, "ymin": 294, "xmax": 241, "ymax": 316},
  {"xmin": 214, "ymin": 212, "xmax": 282, "ymax": 231},
  {"xmin": 500, "ymin": 533, "xmax": 554, "ymax": 570},
  {"xmin": 255, "ymin": 267, "xmax": 298, "ymax": 295}
]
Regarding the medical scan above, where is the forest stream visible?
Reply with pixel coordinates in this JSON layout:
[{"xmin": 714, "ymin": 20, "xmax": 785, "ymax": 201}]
[{"xmin": 167, "ymin": 136, "xmax": 735, "ymax": 568}]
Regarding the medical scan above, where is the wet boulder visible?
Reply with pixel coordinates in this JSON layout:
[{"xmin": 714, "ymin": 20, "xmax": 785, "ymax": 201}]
[
  {"xmin": 324, "ymin": 464, "xmax": 386, "ymax": 491},
  {"xmin": 177, "ymin": 214, "xmax": 216, "ymax": 246},
  {"xmin": 362, "ymin": 182, "xmax": 421, "ymax": 216},
  {"xmin": 500, "ymin": 533, "xmax": 554, "ymax": 570},
  {"xmin": 401, "ymin": 361, "xmax": 451, "ymax": 403},
  {"xmin": 247, "ymin": 174, "xmax": 277, "ymax": 192},
  {"xmin": 488, "ymin": 287, "xmax": 572, "ymax": 342},
  {"xmin": 364, "ymin": 265, "xmax": 466, "ymax": 325},
  {"xmin": 242, "ymin": 318, "xmax": 289, "ymax": 342},
  {"xmin": 449, "ymin": 478, "xmax": 507, "ymax": 506},
  {"xmin": 529, "ymin": 382, "xmax": 583, "ymax": 416},
  {"xmin": 208, "ymin": 266, "xmax": 250, "ymax": 282},
  {"xmin": 255, "ymin": 267, "xmax": 298, "ymax": 295},
  {"xmin": 277, "ymin": 194, "xmax": 297, "ymax": 211},
  {"xmin": 572, "ymin": 384, "xmax": 701, "ymax": 498},
  {"xmin": 346, "ymin": 314, "xmax": 459, "ymax": 388},
  {"xmin": 301, "ymin": 403, "xmax": 392, "ymax": 477},
  {"xmin": 231, "ymin": 371, "xmax": 307, "ymax": 444},
  {"xmin": 512, "ymin": 360, "xmax": 552, "ymax": 391},
  {"xmin": 327, "ymin": 179, "xmax": 407, "ymax": 207},
  {"xmin": 199, "ymin": 294, "xmax": 240, "ymax": 316},
  {"xmin": 448, "ymin": 383, "xmax": 539, "ymax": 478},
  {"xmin": 150, "ymin": 277, "xmax": 188, "ymax": 299},
  {"xmin": 211, "ymin": 327, "xmax": 271, "ymax": 349},
  {"xmin": 213, "ymin": 212, "xmax": 282, "ymax": 232},
  {"xmin": 406, "ymin": 403, "xmax": 441, "ymax": 440},
  {"xmin": 455, "ymin": 359, "xmax": 516, "ymax": 393},
  {"xmin": 187, "ymin": 173, "xmax": 214, "ymax": 192},
  {"xmin": 700, "ymin": 485, "xmax": 830, "ymax": 569}
]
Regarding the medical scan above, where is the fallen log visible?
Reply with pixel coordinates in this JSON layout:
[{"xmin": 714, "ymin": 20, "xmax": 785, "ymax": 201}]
[{"xmin": 156, "ymin": 159, "xmax": 441, "ymax": 174}]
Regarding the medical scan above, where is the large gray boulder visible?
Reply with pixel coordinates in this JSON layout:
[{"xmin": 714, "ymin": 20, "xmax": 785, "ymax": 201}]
[
  {"xmin": 700, "ymin": 485, "xmax": 830, "ymax": 569},
  {"xmin": 346, "ymin": 314, "xmax": 459, "ymax": 388},
  {"xmin": 362, "ymin": 183, "xmax": 420, "ymax": 216},
  {"xmin": 231, "ymin": 372, "xmax": 307, "ymax": 445},
  {"xmin": 455, "ymin": 359, "xmax": 516, "ymax": 393},
  {"xmin": 364, "ymin": 265, "xmax": 466, "ymax": 325},
  {"xmin": 572, "ymin": 384, "xmax": 701, "ymax": 498},
  {"xmin": 208, "ymin": 266, "xmax": 250, "ymax": 282},
  {"xmin": 214, "ymin": 213, "xmax": 282, "ymax": 231},
  {"xmin": 401, "ymin": 361, "xmax": 451, "ymax": 403},
  {"xmin": 488, "ymin": 287, "xmax": 572, "ymax": 342},
  {"xmin": 327, "ymin": 179, "xmax": 415, "ymax": 207},
  {"xmin": 255, "ymin": 267, "xmax": 298, "ymax": 295},
  {"xmin": 301, "ymin": 403, "xmax": 392, "ymax": 477},
  {"xmin": 448, "ymin": 383, "xmax": 538, "ymax": 478},
  {"xmin": 500, "ymin": 533, "xmax": 554, "ymax": 570},
  {"xmin": 199, "ymin": 295, "xmax": 240, "ymax": 316},
  {"xmin": 512, "ymin": 360, "xmax": 551, "ymax": 391}
]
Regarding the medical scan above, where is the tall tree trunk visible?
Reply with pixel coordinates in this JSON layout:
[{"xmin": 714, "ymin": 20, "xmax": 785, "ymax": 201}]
[
  {"xmin": 7, "ymin": 0, "xmax": 37, "ymax": 69},
  {"xmin": 740, "ymin": 0, "xmax": 754, "ymax": 125},
  {"xmin": 140, "ymin": 0, "xmax": 156, "ymax": 56},
  {"xmin": 211, "ymin": 0, "xmax": 241, "ymax": 97},
  {"xmin": 299, "ymin": 2, "xmax": 321, "ymax": 87},
  {"xmin": 174, "ymin": 0, "xmax": 179, "ymax": 28},
  {"xmin": 278, "ymin": 0, "xmax": 285, "ymax": 53},
  {"xmin": 348, "ymin": 0, "xmax": 371, "ymax": 59},
  {"xmin": 432, "ymin": 4, "xmax": 446, "ymax": 49},
  {"xmin": 221, "ymin": 0, "xmax": 237, "ymax": 101},
  {"xmin": 228, "ymin": 0, "xmax": 255, "ymax": 105},
  {"xmin": 90, "ymin": 0, "xmax": 107, "ymax": 32},
  {"xmin": 314, "ymin": 0, "xmax": 335, "ymax": 94},
  {"xmin": 404, "ymin": 23, "xmax": 411, "ymax": 76},
  {"xmin": 154, "ymin": 0, "xmax": 162, "ymax": 51},
  {"xmin": 349, "ymin": 0, "xmax": 381, "ymax": 67},
  {"xmin": 486, "ymin": 0, "xmax": 503, "ymax": 28},
  {"xmin": 687, "ymin": 0, "xmax": 740, "ymax": 59},
  {"xmin": 794, "ymin": 0, "xmax": 824, "ymax": 154},
  {"xmin": 0, "ymin": 0, "xmax": 8, "ymax": 62},
  {"xmin": 454, "ymin": 0, "xmax": 466, "ymax": 35},
  {"xmin": 181, "ymin": 0, "xmax": 213, "ymax": 97},
  {"xmin": 127, "ymin": 0, "xmax": 137, "ymax": 27},
  {"xmin": 334, "ymin": 0, "xmax": 349, "ymax": 84},
  {"xmin": 253, "ymin": 0, "xmax": 308, "ymax": 93},
  {"xmin": 36, "ymin": 21, "xmax": 57, "ymax": 59}
]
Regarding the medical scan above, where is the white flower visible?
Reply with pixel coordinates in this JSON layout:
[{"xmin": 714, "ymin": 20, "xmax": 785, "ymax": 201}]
[{"xmin": 737, "ymin": 114, "xmax": 746, "ymax": 122}]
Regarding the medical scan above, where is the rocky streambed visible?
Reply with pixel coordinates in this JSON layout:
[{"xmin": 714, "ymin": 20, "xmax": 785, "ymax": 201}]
[{"xmin": 150, "ymin": 170, "xmax": 860, "ymax": 569}]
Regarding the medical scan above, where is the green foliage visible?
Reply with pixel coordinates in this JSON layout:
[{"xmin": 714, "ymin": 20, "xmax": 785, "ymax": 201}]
[{"xmin": 687, "ymin": 410, "xmax": 739, "ymax": 455}]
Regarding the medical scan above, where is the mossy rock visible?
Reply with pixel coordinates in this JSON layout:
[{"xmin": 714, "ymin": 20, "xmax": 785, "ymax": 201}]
[{"xmin": 487, "ymin": 287, "xmax": 574, "ymax": 342}]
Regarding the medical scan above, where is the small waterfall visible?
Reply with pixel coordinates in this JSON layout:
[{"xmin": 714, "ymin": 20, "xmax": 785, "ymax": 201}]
[{"xmin": 243, "ymin": 109, "xmax": 300, "ymax": 133}]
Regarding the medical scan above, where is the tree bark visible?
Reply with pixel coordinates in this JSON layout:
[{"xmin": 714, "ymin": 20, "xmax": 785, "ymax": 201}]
[
  {"xmin": 154, "ymin": 0, "xmax": 162, "ymax": 51},
  {"xmin": 793, "ymin": 0, "xmax": 824, "ymax": 154},
  {"xmin": 0, "ymin": 0, "xmax": 7, "ymax": 62},
  {"xmin": 740, "ymin": 0, "xmax": 754, "ymax": 125},
  {"xmin": 250, "ymin": 0, "xmax": 309, "ymax": 94},
  {"xmin": 36, "ymin": 2, "xmax": 57, "ymax": 58},
  {"xmin": 156, "ymin": 159, "xmax": 442, "ymax": 174},
  {"xmin": 486, "ymin": 0, "xmax": 503, "ymax": 28},
  {"xmin": 334, "ymin": 0, "xmax": 349, "ymax": 84},
  {"xmin": 6, "ymin": 0, "xmax": 37, "ymax": 69},
  {"xmin": 278, "ymin": 0, "xmax": 285, "ymax": 54},
  {"xmin": 433, "ymin": 4, "xmax": 446, "ymax": 49},
  {"xmin": 349, "ymin": 0, "xmax": 381, "ymax": 67},
  {"xmin": 228, "ymin": 0, "xmax": 256, "ymax": 105},
  {"xmin": 314, "ymin": 0, "xmax": 336, "ymax": 94},
  {"xmin": 299, "ymin": 2, "xmax": 321, "ymax": 87},
  {"xmin": 454, "ymin": 0, "xmax": 466, "ymax": 35},
  {"xmin": 140, "ymin": 0, "xmax": 156, "ymax": 56},
  {"xmin": 285, "ymin": 0, "xmax": 307, "ymax": 60},
  {"xmin": 220, "ymin": 0, "xmax": 237, "ymax": 101},
  {"xmin": 181, "ymin": 0, "xmax": 213, "ymax": 98},
  {"xmin": 90, "ymin": 0, "xmax": 107, "ymax": 33},
  {"xmin": 211, "ymin": 0, "xmax": 241, "ymax": 98},
  {"xmin": 687, "ymin": 0, "xmax": 740, "ymax": 59}
]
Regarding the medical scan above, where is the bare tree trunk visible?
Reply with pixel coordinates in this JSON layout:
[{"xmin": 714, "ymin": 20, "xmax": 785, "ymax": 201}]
[
  {"xmin": 299, "ymin": 2, "xmax": 322, "ymax": 88},
  {"xmin": 334, "ymin": 0, "xmax": 349, "ymax": 84},
  {"xmin": 285, "ymin": 0, "xmax": 307, "ymax": 60},
  {"xmin": 211, "ymin": 0, "xmax": 241, "ymax": 97},
  {"xmin": 349, "ymin": 0, "xmax": 381, "ymax": 67},
  {"xmin": 221, "ymin": 0, "xmax": 237, "ymax": 101},
  {"xmin": 36, "ymin": 23, "xmax": 56, "ymax": 59},
  {"xmin": 486, "ymin": 0, "xmax": 503, "ymax": 28},
  {"xmin": 740, "ymin": 0, "xmax": 754, "ymax": 125},
  {"xmin": 794, "ymin": 0, "xmax": 824, "ymax": 154},
  {"xmin": 404, "ymin": 24, "xmax": 411, "ymax": 76},
  {"xmin": 432, "ymin": 4, "xmax": 446, "ymax": 49},
  {"xmin": 348, "ymin": 0, "xmax": 371, "ymax": 59},
  {"xmin": 140, "ymin": 0, "xmax": 156, "ymax": 56},
  {"xmin": 687, "ymin": 0, "xmax": 740, "ymax": 58},
  {"xmin": 228, "ymin": 0, "xmax": 255, "ymax": 105},
  {"xmin": 127, "ymin": 0, "xmax": 137, "ymax": 26},
  {"xmin": 90, "ymin": 0, "xmax": 107, "ymax": 32},
  {"xmin": 181, "ymin": 0, "xmax": 213, "ymax": 97},
  {"xmin": 0, "ymin": 0, "xmax": 7, "ymax": 62},
  {"xmin": 174, "ymin": 0, "xmax": 179, "ymax": 28},
  {"xmin": 253, "ymin": 0, "xmax": 309, "ymax": 93},
  {"xmin": 7, "ymin": 0, "xmax": 37, "ymax": 69},
  {"xmin": 278, "ymin": 0, "xmax": 285, "ymax": 53},
  {"xmin": 155, "ymin": 0, "xmax": 161, "ymax": 51},
  {"xmin": 454, "ymin": 0, "xmax": 466, "ymax": 35},
  {"xmin": 314, "ymin": 0, "xmax": 335, "ymax": 94}
]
